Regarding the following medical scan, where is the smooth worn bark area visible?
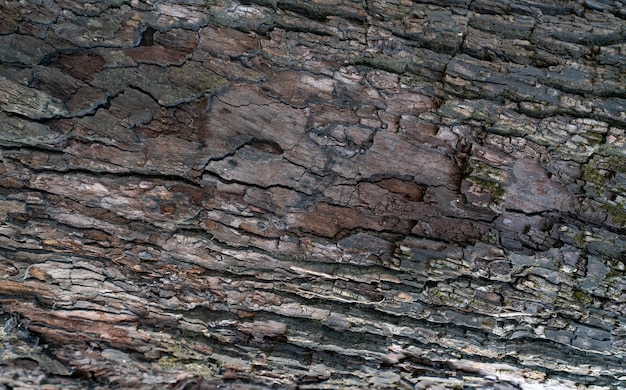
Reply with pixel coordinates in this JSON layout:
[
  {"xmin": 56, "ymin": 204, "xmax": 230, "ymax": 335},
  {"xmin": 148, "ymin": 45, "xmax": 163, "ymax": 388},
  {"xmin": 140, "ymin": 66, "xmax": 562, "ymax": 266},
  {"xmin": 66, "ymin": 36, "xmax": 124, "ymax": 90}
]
[{"xmin": 1, "ymin": 0, "xmax": 625, "ymax": 388}]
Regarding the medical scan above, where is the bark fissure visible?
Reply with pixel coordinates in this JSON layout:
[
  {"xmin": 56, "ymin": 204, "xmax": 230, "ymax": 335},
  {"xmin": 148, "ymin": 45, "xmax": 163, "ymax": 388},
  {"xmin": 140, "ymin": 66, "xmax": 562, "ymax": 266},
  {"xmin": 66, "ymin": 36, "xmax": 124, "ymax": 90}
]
[{"xmin": 1, "ymin": 0, "xmax": 625, "ymax": 389}]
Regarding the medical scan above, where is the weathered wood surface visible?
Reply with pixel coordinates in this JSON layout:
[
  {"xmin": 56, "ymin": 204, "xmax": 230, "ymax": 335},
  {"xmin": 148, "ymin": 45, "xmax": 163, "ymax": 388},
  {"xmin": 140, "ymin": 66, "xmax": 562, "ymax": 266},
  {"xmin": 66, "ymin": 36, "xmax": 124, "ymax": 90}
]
[{"xmin": 1, "ymin": 0, "xmax": 625, "ymax": 388}]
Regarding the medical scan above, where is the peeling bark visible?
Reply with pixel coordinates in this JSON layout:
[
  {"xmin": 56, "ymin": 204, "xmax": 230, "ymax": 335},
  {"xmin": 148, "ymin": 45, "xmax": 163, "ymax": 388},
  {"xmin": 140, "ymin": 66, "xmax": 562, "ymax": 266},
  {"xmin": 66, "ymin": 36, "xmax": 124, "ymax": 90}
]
[{"xmin": 1, "ymin": 0, "xmax": 625, "ymax": 388}]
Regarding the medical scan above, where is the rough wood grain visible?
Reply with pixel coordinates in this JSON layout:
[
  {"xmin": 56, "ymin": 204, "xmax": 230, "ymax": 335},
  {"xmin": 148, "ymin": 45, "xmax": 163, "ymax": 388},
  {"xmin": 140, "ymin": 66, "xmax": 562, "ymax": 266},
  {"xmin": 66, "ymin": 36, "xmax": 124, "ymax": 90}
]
[{"xmin": 1, "ymin": 0, "xmax": 625, "ymax": 388}]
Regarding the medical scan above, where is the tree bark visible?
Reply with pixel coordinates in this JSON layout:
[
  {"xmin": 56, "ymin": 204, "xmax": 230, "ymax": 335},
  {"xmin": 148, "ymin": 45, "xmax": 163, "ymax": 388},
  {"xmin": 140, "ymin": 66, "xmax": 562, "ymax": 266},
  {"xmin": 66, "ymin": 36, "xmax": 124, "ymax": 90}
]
[{"xmin": 1, "ymin": 0, "xmax": 625, "ymax": 388}]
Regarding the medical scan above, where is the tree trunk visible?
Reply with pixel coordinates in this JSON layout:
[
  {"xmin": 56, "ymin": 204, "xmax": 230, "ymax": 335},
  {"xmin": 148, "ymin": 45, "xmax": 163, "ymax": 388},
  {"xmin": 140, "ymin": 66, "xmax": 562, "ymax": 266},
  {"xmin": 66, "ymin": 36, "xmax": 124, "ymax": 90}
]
[{"xmin": 1, "ymin": 0, "xmax": 625, "ymax": 388}]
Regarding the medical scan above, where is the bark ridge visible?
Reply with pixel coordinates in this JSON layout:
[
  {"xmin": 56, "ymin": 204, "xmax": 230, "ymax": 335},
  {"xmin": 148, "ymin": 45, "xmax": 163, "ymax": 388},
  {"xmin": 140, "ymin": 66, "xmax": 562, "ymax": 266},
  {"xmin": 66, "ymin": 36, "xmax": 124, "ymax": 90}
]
[{"xmin": 0, "ymin": 0, "xmax": 625, "ymax": 388}]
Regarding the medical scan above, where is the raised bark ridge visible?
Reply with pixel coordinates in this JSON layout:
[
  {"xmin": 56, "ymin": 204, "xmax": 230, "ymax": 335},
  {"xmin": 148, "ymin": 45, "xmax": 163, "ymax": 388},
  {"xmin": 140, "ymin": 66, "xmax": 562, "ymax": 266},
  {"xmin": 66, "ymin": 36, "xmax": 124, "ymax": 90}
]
[{"xmin": 0, "ymin": 0, "xmax": 625, "ymax": 388}]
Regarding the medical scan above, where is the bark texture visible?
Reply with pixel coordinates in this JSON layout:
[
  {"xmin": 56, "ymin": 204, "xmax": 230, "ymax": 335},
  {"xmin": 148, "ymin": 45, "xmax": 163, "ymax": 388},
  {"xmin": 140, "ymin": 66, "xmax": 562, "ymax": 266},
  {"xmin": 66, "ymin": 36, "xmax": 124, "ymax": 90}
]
[{"xmin": 1, "ymin": 0, "xmax": 625, "ymax": 388}]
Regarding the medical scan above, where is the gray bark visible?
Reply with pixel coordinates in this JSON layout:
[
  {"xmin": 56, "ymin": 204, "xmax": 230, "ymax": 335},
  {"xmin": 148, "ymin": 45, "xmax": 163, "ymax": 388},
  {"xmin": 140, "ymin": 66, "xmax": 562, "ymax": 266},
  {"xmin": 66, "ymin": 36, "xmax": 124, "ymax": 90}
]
[{"xmin": 0, "ymin": 0, "xmax": 625, "ymax": 388}]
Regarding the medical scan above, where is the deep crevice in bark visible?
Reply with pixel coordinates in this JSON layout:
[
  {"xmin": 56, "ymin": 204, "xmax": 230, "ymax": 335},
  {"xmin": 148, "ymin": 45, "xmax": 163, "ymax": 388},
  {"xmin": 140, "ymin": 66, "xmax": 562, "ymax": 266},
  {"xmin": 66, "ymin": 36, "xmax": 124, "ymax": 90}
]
[{"xmin": 1, "ymin": 0, "xmax": 625, "ymax": 388}]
